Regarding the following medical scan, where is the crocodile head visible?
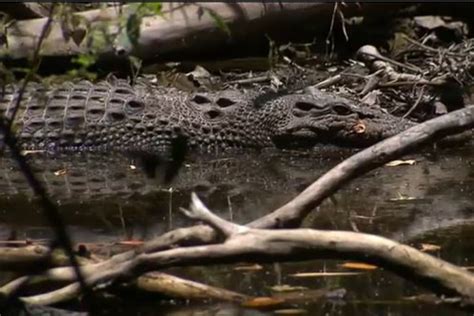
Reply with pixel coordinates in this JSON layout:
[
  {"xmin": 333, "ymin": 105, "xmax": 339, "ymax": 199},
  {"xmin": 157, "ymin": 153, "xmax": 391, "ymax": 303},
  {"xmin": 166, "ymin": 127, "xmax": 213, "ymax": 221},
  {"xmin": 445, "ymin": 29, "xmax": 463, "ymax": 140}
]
[{"xmin": 271, "ymin": 92, "xmax": 416, "ymax": 148}]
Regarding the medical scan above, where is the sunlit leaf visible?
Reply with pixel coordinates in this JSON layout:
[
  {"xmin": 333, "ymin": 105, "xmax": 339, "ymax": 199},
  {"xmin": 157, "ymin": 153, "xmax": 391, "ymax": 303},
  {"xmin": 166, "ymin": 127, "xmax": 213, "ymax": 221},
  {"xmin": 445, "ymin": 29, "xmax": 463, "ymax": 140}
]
[
  {"xmin": 72, "ymin": 54, "xmax": 97, "ymax": 68},
  {"xmin": 140, "ymin": 3, "xmax": 163, "ymax": 15}
]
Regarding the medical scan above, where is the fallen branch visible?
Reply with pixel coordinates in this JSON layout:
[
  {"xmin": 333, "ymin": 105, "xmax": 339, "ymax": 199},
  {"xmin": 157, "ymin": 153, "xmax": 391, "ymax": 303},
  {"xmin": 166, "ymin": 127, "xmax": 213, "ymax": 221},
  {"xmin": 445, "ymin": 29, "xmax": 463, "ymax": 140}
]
[{"xmin": 20, "ymin": 193, "xmax": 474, "ymax": 306}]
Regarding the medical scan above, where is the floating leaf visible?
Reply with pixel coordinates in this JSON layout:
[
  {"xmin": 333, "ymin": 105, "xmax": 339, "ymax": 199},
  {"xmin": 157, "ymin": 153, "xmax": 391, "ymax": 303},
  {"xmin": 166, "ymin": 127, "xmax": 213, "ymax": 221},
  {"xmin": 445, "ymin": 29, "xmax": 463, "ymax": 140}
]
[
  {"xmin": 242, "ymin": 296, "xmax": 285, "ymax": 308},
  {"xmin": 270, "ymin": 285, "xmax": 308, "ymax": 292},
  {"xmin": 339, "ymin": 262, "xmax": 378, "ymax": 270}
]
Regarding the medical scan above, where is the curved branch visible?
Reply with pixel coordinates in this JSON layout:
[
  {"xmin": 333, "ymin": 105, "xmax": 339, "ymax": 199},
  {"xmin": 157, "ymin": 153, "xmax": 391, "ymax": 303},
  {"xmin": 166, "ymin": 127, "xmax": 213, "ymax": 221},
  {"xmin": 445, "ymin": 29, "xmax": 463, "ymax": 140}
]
[
  {"xmin": 21, "ymin": 201, "xmax": 474, "ymax": 306},
  {"xmin": 249, "ymin": 105, "xmax": 474, "ymax": 228}
]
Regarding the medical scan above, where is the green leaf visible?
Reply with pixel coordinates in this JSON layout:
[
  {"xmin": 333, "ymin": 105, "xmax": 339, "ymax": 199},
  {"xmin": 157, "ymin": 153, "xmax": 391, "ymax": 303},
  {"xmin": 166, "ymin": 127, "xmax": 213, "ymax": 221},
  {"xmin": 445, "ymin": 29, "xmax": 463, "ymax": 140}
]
[
  {"xmin": 206, "ymin": 9, "xmax": 230, "ymax": 37},
  {"xmin": 126, "ymin": 13, "xmax": 141, "ymax": 47},
  {"xmin": 72, "ymin": 54, "xmax": 97, "ymax": 68},
  {"xmin": 140, "ymin": 3, "xmax": 162, "ymax": 15}
]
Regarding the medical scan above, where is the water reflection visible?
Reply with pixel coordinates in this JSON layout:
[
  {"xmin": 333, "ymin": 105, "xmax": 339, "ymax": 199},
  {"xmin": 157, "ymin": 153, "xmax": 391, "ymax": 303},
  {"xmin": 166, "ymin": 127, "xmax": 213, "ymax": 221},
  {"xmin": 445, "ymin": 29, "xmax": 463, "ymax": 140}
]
[{"xmin": 0, "ymin": 144, "xmax": 472, "ymax": 314}]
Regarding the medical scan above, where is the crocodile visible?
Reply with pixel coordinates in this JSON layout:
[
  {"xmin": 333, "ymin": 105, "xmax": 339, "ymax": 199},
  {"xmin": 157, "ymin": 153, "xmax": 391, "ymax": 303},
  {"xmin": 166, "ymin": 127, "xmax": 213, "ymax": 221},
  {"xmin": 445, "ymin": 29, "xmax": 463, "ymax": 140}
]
[{"xmin": 0, "ymin": 79, "xmax": 416, "ymax": 152}]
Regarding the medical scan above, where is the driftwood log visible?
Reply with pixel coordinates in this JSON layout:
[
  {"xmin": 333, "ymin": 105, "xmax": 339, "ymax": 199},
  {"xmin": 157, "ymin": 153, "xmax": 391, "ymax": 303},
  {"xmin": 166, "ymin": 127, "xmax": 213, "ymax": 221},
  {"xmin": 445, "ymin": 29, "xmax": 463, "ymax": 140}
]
[{"xmin": 0, "ymin": 2, "xmax": 414, "ymax": 61}]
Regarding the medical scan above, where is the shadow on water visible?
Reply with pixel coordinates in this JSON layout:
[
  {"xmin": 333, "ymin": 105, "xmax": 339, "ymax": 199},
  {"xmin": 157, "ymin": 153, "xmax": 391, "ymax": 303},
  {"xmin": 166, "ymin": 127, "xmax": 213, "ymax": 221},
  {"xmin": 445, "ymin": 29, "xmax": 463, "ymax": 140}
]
[{"xmin": 0, "ymin": 144, "xmax": 473, "ymax": 315}]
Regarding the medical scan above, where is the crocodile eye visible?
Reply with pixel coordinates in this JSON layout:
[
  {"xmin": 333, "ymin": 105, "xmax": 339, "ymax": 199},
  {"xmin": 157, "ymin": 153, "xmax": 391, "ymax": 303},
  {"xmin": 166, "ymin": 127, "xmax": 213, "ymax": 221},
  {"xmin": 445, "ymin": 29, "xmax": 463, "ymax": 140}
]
[
  {"xmin": 331, "ymin": 103, "xmax": 353, "ymax": 116},
  {"xmin": 191, "ymin": 94, "xmax": 211, "ymax": 104},
  {"xmin": 295, "ymin": 102, "xmax": 316, "ymax": 111}
]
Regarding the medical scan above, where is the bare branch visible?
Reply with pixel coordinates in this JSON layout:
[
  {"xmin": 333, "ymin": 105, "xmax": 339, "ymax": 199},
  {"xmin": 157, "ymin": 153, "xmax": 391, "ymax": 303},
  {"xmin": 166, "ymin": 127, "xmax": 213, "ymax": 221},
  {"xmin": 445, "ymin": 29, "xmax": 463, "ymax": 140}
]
[{"xmin": 181, "ymin": 192, "xmax": 249, "ymax": 238}]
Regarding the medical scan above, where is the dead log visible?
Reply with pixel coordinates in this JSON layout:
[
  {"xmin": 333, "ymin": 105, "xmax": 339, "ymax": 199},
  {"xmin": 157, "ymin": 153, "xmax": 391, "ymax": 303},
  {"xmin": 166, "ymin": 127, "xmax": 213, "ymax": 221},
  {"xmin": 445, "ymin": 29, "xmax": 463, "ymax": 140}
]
[{"xmin": 0, "ymin": 2, "xmax": 414, "ymax": 61}]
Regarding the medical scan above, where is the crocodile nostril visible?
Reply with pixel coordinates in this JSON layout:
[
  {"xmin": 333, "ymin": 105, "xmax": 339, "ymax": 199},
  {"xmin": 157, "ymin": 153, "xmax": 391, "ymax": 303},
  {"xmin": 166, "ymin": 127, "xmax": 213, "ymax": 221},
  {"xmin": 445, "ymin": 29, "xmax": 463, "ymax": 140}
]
[
  {"xmin": 207, "ymin": 109, "xmax": 221, "ymax": 119},
  {"xmin": 295, "ymin": 102, "xmax": 315, "ymax": 111},
  {"xmin": 331, "ymin": 103, "xmax": 353, "ymax": 116}
]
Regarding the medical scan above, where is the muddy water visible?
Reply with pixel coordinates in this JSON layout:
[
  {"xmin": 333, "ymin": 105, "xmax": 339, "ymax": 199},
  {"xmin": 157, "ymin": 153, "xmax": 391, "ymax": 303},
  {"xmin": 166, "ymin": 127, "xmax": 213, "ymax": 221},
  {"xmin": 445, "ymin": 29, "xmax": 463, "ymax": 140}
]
[{"xmin": 0, "ymin": 144, "xmax": 473, "ymax": 315}]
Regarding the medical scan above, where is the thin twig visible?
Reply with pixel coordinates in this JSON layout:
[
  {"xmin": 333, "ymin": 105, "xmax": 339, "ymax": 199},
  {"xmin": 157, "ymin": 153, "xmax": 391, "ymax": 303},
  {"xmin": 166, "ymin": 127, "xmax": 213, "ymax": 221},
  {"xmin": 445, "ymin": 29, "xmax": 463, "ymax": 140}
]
[
  {"xmin": 0, "ymin": 3, "xmax": 92, "ymax": 308},
  {"xmin": 0, "ymin": 120, "xmax": 91, "ymax": 306},
  {"xmin": 403, "ymin": 85, "xmax": 426, "ymax": 118}
]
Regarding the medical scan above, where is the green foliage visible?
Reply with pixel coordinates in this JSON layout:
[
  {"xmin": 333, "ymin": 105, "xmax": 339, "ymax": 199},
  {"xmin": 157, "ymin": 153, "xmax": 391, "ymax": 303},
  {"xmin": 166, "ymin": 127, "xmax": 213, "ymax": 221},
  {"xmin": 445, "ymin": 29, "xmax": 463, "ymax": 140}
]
[
  {"xmin": 206, "ymin": 8, "xmax": 231, "ymax": 37},
  {"xmin": 124, "ymin": 2, "xmax": 163, "ymax": 46},
  {"xmin": 68, "ymin": 54, "xmax": 98, "ymax": 80},
  {"xmin": 57, "ymin": 4, "xmax": 89, "ymax": 45},
  {"xmin": 126, "ymin": 13, "xmax": 141, "ymax": 47},
  {"xmin": 72, "ymin": 54, "xmax": 97, "ymax": 68},
  {"xmin": 135, "ymin": 2, "xmax": 163, "ymax": 16},
  {"xmin": 0, "ymin": 62, "xmax": 16, "ymax": 88}
]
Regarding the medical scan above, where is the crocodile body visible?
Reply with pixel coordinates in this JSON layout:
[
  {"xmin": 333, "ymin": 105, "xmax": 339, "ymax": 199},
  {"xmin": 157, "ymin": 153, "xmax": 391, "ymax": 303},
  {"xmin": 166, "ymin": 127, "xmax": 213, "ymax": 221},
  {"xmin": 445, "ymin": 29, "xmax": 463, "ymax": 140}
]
[{"xmin": 0, "ymin": 79, "xmax": 415, "ymax": 152}]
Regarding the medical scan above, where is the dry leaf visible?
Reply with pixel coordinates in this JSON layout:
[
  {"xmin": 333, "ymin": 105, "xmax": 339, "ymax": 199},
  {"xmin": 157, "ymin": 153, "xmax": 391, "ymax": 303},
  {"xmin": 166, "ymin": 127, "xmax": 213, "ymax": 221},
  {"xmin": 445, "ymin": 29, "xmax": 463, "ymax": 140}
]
[
  {"xmin": 385, "ymin": 159, "xmax": 416, "ymax": 167},
  {"xmin": 241, "ymin": 296, "xmax": 285, "ymax": 308},
  {"xmin": 339, "ymin": 262, "xmax": 378, "ymax": 270}
]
